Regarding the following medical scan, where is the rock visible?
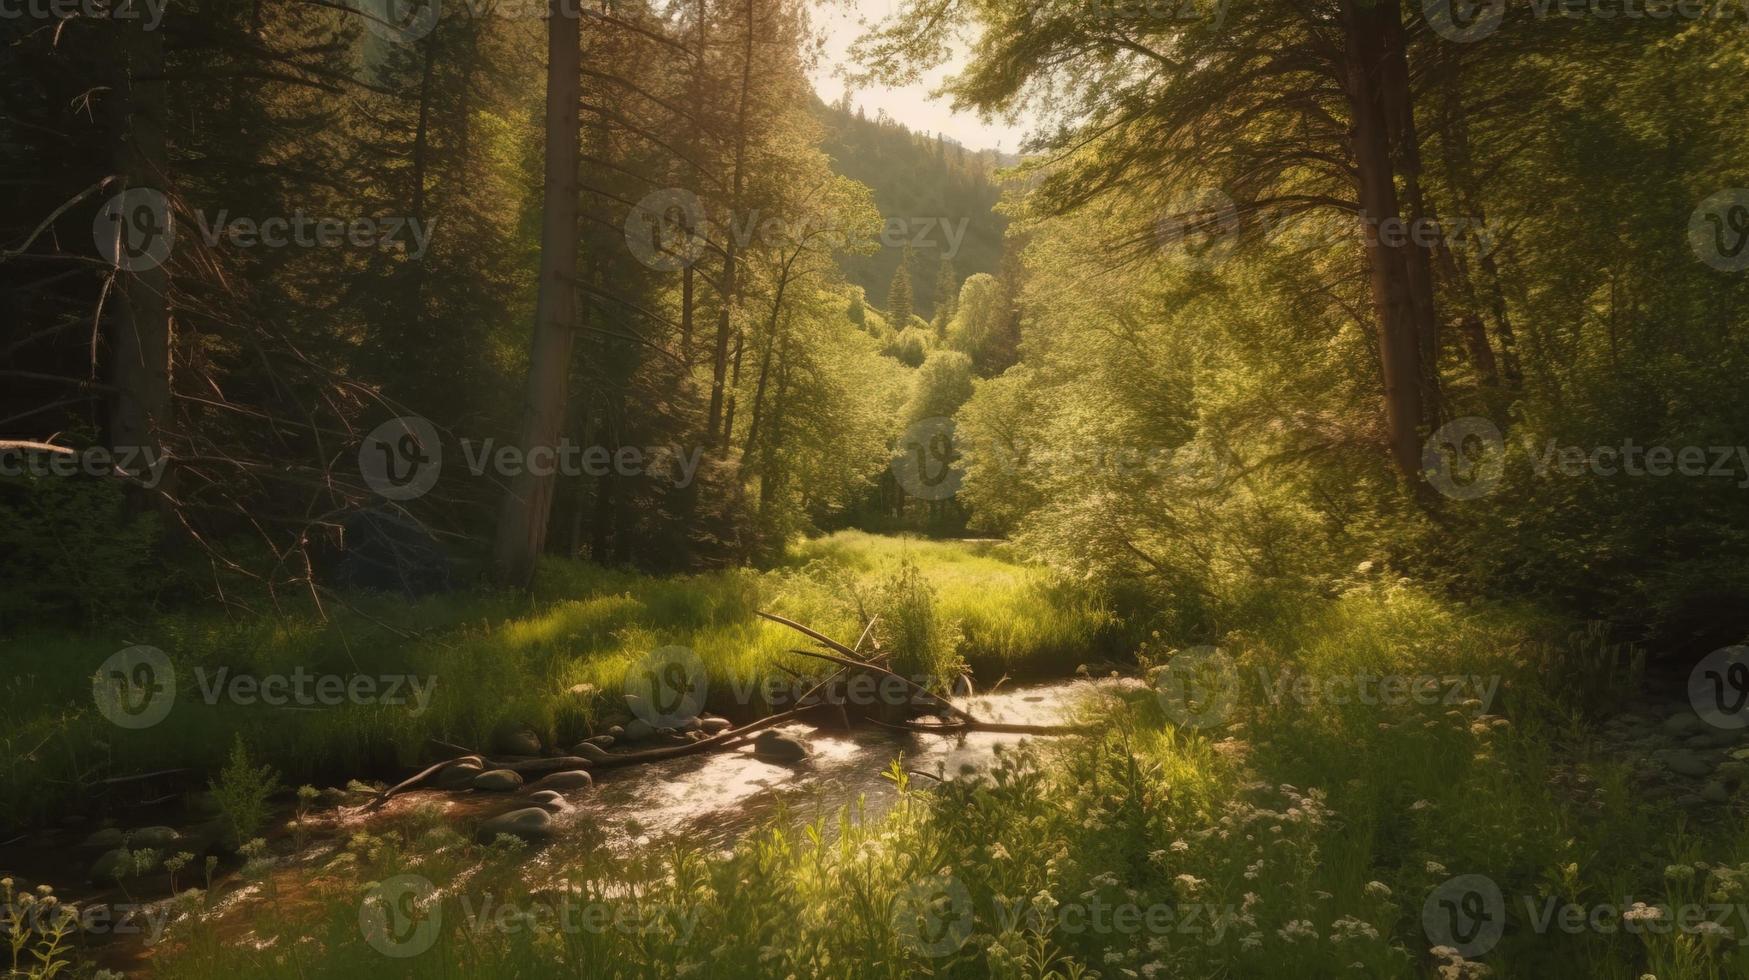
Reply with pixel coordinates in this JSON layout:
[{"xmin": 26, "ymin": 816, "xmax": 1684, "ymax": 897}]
[
  {"xmin": 91, "ymin": 849, "xmax": 128, "ymax": 881},
  {"xmin": 752, "ymin": 731, "xmax": 811, "ymax": 763},
  {"xmin": 607, "ymin": 725, "xmax": 625, "ymax": 737},
  {"xmin": 529, "ymin": 770, "xmax": 593, "ymax": 792},
  {"xmin": 1717, "ymin": 760, "xmax": 1749, "ymax": 784},
  {"xmin": 331, "ymin": 506, "xmax": 452, "ymax": 597},
  {"xmin": 82, "ymin": 828, "xmax": 125, "ymax": 849},
  {"xmin": 472, "ymin": 769, "xmax": 524, "ymax": 792},
  {"xmin": 1677, "ymin": 794, "xmax": 1705, "ymax": 809},
  {"xmin": 478, "ymin": 807, "xmax": 554, "ymax": 843},
  {"xmin": 623, "ymin": 719, "xmax": 655, "ymax": 741},
  {"xmin": 130, "ymin": 826, "xmax": 180, "ymax": 849},
  {"xmin": 699, "ymin": 716, "xmax": 732, "ymax": 735},
  {"xmin": 188, "ymin": 791, "xmax": 222, "ymax": 816},
  {"xmin": 434, "ymin": 759, "xmax": 487, "ymax": 789},
  {"xmin": 1664, "ymin": 750, "xmax": 1712, "ymax": 778},
  {"xmin": 525, "ymin": 790, "xmax": 571, "ymax": 811},
  {"xmin": 91, "ymin": 847, "xmax": 158, "ymax": 881},
  {"xmin": 494, "ymin": 728, "xmax": 544, "ymax": 757},
  {"xmin": 1703, "ymin": 781, "xmax": 1731, "ymax": 804},
  {"xmin": 1688, "ymin": 731, "xmax": 1732, "ymax": 749},
  {"xmin": 584, "ymin": 735, "xmax": 615, "ymax": 748},
  {"xmin": 569, "ymin": 741, "xmax": 611, "ymax": 762},
  {"xmin": 1664, "ymin": 712, "xmax": 1707, "ymax": 737}
]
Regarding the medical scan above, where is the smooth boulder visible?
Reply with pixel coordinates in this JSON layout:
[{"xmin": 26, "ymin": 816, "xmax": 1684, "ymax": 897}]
[
  {"xmin": 528, "ymin": 770, "xmax": 593, "ymax": 792},
  {"xmin": 478, "ymin": 807, "xmax": 554, "ymax": 842},
  {"xmin": 752, "ymin": 731, "xmax": 811, "ymax": 763},
  {"xmin": 473, "ymin": 769, "xmax": 524, "ymax": 792}
]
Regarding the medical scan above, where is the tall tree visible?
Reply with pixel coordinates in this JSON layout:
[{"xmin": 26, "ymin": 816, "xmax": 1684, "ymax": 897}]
[
  {"xmin": 492, "ymin": 0, "xmax": 583, "ymax": 588},
  {"xmin": 886, "ymin": 245, "xmax": 914, "ymax": 330}
]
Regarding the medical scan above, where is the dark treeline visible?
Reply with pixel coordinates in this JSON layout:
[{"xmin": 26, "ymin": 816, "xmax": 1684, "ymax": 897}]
[{"xmin": 0, "ymin": 0, "xmax": 1021, "ymax": 625}]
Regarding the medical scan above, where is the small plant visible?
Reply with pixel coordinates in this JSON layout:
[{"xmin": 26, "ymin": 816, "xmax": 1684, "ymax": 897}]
[
  {"xmin": 208, "ymin": 736, "xmax": 281, "ymax": 848},
  {"xmin": 162, "ymin": 851, "xmax": 193, "ymax": 894},
  {"xmin": 870, "ymin": 557, "xmax": 965, "ymax": 688},
  {"xmin": 2, "ymin": 878, "xmax": 78, "ymax": 979}
]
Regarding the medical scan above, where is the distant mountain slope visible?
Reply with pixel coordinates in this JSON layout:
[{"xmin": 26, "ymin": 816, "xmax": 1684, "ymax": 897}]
[{"xmin": 813, "ymin": 97, "xmax": 1012, "ymax": 320}]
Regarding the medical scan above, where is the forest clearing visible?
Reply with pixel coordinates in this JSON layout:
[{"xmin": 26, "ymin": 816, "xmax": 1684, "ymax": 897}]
[{"xmin": 4, "ymin": 0, "xmax": 1749, "ymax": 976}]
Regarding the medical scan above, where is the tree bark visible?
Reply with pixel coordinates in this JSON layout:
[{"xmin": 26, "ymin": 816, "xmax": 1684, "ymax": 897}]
[
  {"xmin": 492, "ymin": 0, "xmax": 583, "ymax": 588},
  {"xmin": 705, "ymin": 0, "xmax": 755, "ymax": 446},
  {"xmin": 1341, "ymin": 0, "xmax": 1424, "ymax": 482},
  {"xmin": 1380, "ymin": 0, "xmax": 1442, "ymax": 426},
  {"xmin": 107, "ymin": 14, "xmax": 175, "ymax": 511}
]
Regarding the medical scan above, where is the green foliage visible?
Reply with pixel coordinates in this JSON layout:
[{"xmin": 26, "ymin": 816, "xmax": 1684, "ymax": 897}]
[
  {"xmin": 886, "ymin": 246, "xmax": 915, "ymax": 333},
  {"xmin": 0, "ymin": 471, "xmax": 160, "ymax": 627},
  {"xmin": 869, "ymin": 557, "xmax": 965, "ymax": 686},
  {"xmin": 209, "ymin": 737, "xmax": 282, "ymax": 848}
]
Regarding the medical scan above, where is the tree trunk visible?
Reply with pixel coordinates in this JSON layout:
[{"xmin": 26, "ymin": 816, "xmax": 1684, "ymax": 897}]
[
  {"xmin": 1380, "ymin": 0, "xmax": 1442, "ymax": 426},
  {"xmin": 107, "ymin": 14, "xmax": 174, "ymax": 511},
  {"xmin": 1340, "ymin": 0, "xmax": 1424, "ymax": 481},
  {"xmin": 705, "ymin": 0, "xmax": 755, "ymax": 446},
  {"xmin": 492, "ymin": 0, "xmax": 582, "ymax": 588}
]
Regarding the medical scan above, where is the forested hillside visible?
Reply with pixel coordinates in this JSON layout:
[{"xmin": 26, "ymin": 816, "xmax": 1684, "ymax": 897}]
[{"xmin": 813, "ymin": 97, "xmax": 1009, "ymax": 321}]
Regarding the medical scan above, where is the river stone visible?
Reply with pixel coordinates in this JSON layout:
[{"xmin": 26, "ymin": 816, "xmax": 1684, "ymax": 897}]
[
  {"xmin": 494, "ymin": 728, "xmax": 544, "ymax": 757},
  {"xmin": 525, "ymin": 790, "xmax": 571, "ymax": 811},
  {"xmin": 1664, "ymin": 750, "xmax": 1712, "ymax": 778},
  {"xmin": 131, "ymin": 826, "xmax": 180, "ymax": 849},
  {"xmin": 607, "ymin": 725, "xmax": 625, "ymax": 737},
  {"xmin": 1718, "ymin": 760, "xmax": 1749, "ymax": 784},
  {"xmin": 570, "ymin": 741, "xmax": 611, "ymax": 762},
  {"xmin": 90, "ymin": 847, "xmax": 158, "ymax": 881},
  {"xmin": 473, "ymin": 769, "xmax": 524, "ymax": 792},
  {"xmin": 699, "ymin": 716, "xmax": 732, "ymax": 735},
  {"xmin": 623, "ymin": 719, "xmax": 655, "ymax": 741},
  {"xmin": 752, "ymin": 731, "xmax": 811, "ymax": 763},
  {"xmin": 1665, "ymin": 712, "xmax": 1707, "ymax": 737},
  {"xmin": 82, "ymin": 828, "xmax": 125, "ymax": 849},
  {"xmin": 478, "ymin": 807, "xmax": 554, "ymax": 843},
  {"xmin": 529, "ymin": 770, "xmax": 593, "ymax": 792},
  {"xmin": 584, "ymin": 735, "xmax": 615, "ymax": 748},
  {"xmin": 1703, "ymin": 780, "xmax": 1732, "ymax": 803},
  {"xmin": 435, "ymin": 759, "xmax": 487, "ymax": 789}
]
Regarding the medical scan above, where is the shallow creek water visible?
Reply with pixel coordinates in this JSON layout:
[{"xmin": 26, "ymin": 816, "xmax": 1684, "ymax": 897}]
[{"xmin": 368, "ymin": 677, "xmax": 1128, "ymax": 855}]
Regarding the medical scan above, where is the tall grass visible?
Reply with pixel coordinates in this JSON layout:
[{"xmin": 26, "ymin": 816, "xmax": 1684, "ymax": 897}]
[
  {"xmin": 0, "ymin": 532, "xmax": 1127, "ymax": 828},
  {"xmin": 123, "ymin": 579, "xmax": 1740, "ymax": 980}
]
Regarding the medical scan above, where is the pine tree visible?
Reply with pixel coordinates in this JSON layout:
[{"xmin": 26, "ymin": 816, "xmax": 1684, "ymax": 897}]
[
  {"xmin": 887, "ymin": 246, "xmax": 914, "ymax": 330},
  {"xmin": 931, "ymin": 255, "xmax": 957, "ymax": 337}
]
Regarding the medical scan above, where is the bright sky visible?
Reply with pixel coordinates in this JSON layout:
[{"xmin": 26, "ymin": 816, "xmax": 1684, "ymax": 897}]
[{"xmin": 808, "ymin": 0, "xmax": 1031, "ymax": 154}]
